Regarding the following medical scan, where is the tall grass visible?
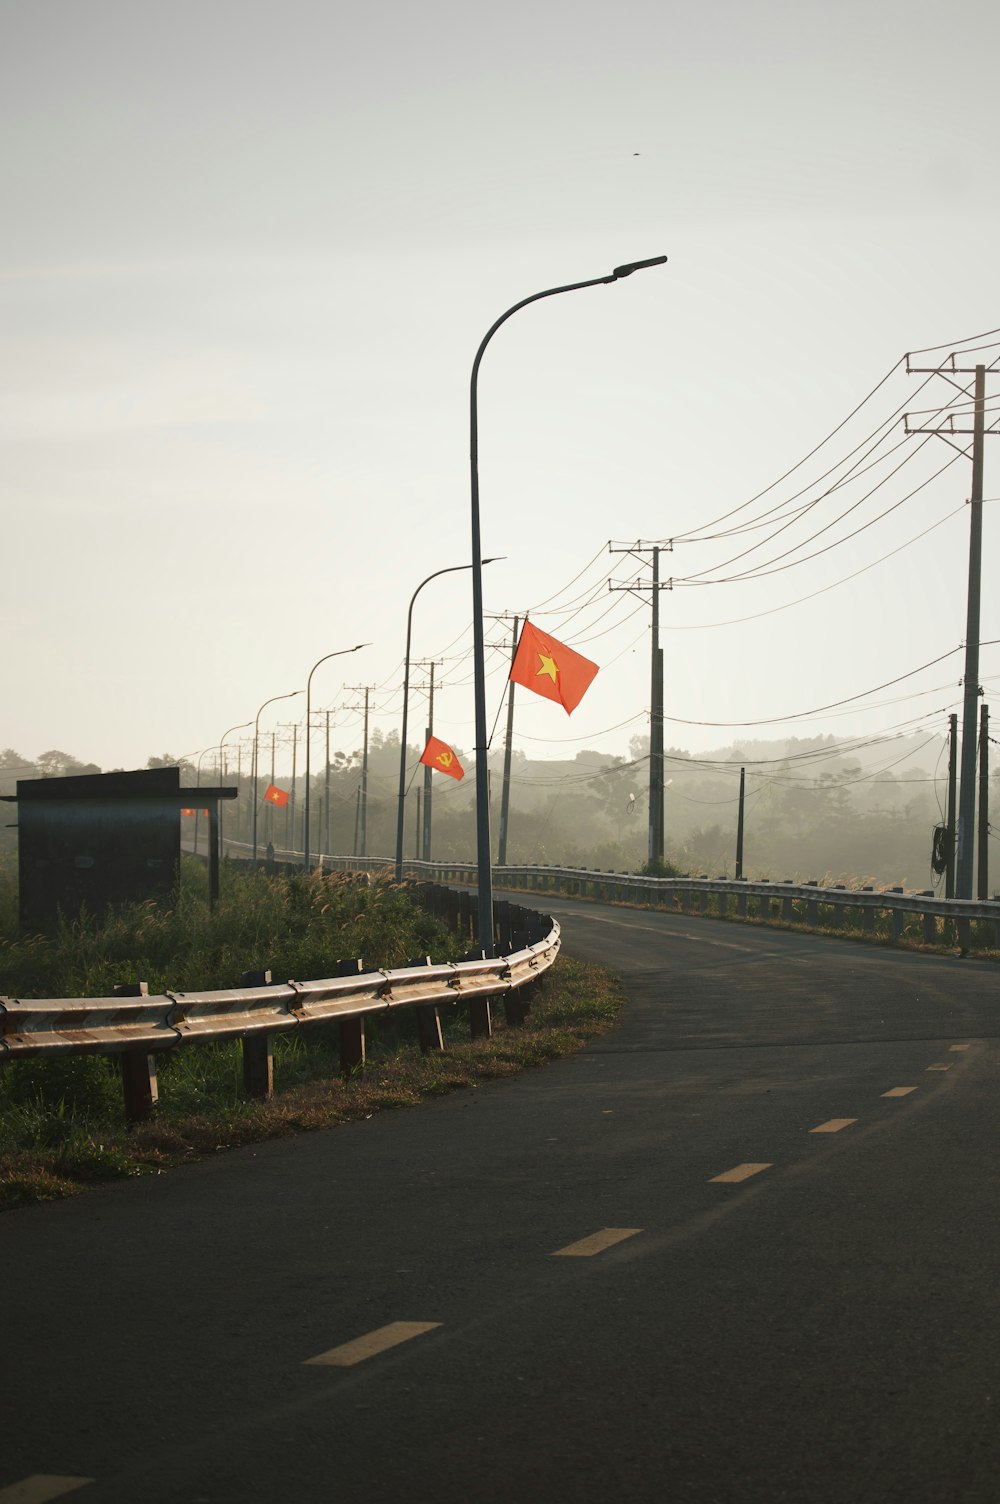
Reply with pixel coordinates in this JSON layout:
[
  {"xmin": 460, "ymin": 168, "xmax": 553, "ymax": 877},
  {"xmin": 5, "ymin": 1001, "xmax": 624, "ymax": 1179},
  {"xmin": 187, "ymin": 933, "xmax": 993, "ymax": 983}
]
[{"xmin": 0, "ymin": 857, "xmax": 459, "ymax": 998}]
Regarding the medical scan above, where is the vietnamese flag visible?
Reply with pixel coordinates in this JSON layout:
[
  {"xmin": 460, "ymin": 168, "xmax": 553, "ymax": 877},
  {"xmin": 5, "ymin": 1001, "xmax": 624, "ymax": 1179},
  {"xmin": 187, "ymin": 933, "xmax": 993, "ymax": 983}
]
[
  {"xmin": 419, "ymin": 736, "xmax": 464, "ymax": 781},
  {"xmin": 264, "ymin": 783, "xmax": 290, "ymax": 808},
  {"xmin": 509, "ymin": 620, "xmax": 599, "ymax": 715}
]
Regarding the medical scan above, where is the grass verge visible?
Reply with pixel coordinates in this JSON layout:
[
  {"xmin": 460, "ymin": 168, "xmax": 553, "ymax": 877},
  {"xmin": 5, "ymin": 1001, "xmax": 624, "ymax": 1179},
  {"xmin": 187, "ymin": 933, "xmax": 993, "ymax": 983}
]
[{"xmin": 0, "ymin": 956, "xmax": 624, "ymax": 1212}]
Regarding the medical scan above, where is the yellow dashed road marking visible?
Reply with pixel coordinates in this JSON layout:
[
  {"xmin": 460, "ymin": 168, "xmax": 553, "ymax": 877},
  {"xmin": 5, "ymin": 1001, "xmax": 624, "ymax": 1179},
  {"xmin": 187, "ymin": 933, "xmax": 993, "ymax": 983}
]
[
  {"xmin": 552, "ymin": 1227, "xmax": 642, "ymax": 1258},
  {"xmin": 305, "ymin": 1321, "xmax": 441, "ymax": 1368},
  {"xmin": 882, "ymin": 1087, "xmax": 917, "ymax": 1098},
  {"xmin": 0, "ymin": 1480, "xmax": 94, "ymax": 1504},
  {"xmin": 927, "ymin": 1064, "xmax": 951, "ymax": 1072},
  {"xmin": 949, "ymin": 1044, "xmax": 971, "ymax": 1052},
  {"xmin": 710, "ymin": 1163, "xmax": 772, "ymax": 1183},
  {"xmin": 809, "ymin": 1118, "xmax": 857, "ymax": 1134}
]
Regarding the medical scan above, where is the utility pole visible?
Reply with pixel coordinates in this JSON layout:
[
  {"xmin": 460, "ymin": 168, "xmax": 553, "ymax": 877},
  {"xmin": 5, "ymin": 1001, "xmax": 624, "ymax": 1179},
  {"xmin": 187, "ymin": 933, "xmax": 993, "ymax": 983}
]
[
  {"xmin": 411, "ymin": 660, "xmax": 442, "ymax": 862},
  {"xmin": 269, "ymin": 732, "xmax": 276, "ymax": 847},
  {"xmin": 735, "ymin": 766, "xmax": 746, "ymax": 880},
  {"xmin": 497, "ymin": 615, "xmax": 519, "ymax": 867},
  {"xmin": 978, "ymin": 703, "xmax": 989, "ymax": 900},
  {"xmin": 610, "ymin": 541, "xmax": 673, "ymax": 869},
  {"xmin": 289, "ymin": 723, "xmax": 297, "ymax": 853},
  {"xmin": 324, "ymin": 710, "xmax": 331, "ymax": 857},
  {"xmin": 415, "ymin": 786, "xmax": 422, "ymax": 860},
  {"xmin": 345, "ymin": 687, "xmax": 374, "ymax": 858},
  {"xmin": 946, "ymin": 713, "xmax": 958, "ymax": 899},
  {"xmin": 906, "ymin": 358, "xmax": 997, "ymax": 898}
]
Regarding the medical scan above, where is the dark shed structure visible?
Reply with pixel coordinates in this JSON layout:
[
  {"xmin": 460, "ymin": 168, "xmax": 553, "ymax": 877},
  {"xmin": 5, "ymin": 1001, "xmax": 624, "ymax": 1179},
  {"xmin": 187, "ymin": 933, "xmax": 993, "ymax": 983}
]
[{"xmin": 13, "ymin": 767, "xmax": 183, "ymax": 927}]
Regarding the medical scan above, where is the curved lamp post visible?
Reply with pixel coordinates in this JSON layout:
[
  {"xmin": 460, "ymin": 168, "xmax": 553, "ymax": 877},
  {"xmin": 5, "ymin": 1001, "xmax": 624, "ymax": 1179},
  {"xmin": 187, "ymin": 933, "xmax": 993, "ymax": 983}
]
[
  {"xmin": 394, "ymin": 561, "xmax": 500, "ymax": 882},
  {"xmin": 217, "ymin": 721, "xmax": 252, "ymax": 860},
  {"xmin": 469, "ymin": 255, "xmax": 667, "ymax": 956},
  {"xmin": 252, "ymin": 690, "xmax": 302, "ymax": 864},
  {"xmin": 304, "ymin": 644, "xmax": 368, "ymax": 871}
]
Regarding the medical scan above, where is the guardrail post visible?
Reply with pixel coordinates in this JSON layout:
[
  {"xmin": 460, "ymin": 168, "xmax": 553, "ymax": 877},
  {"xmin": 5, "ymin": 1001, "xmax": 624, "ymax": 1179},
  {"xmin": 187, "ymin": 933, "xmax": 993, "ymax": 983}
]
[
  {"xmin": 504, "ymin": 980, "xmax": 530, "ymax": 1027},
  {"xmin": 240, "ymin": 969, "xmax": 275, "ymax": 1098},
  {"xmin": 859, "ymin": 886, "xmax": 875, "ymax": 932},
  {"xmin": 339, "ymin": 1017, "xmax": 365, "ymax": 1075},
  {"xmin": 781, "ymin": 883, "xmax": 794, "ymax": 922},
  {"xmin": 916, "ymin": 894, "xmax": 937, "ymax": 944},
  {"xmin": 736, "ymin": 884, "xmax": 747, "ymax": 918},
  {"xmin": 957, "ymin": 915, "xmax": 972, "ymax": 952},
  {"xmin": 468, "ymin": 997, "xmax": 492, "ymax": 1039},
  {"xmin": 828, "ymin": 886, "xmax": 846, "ymax": 928},
  {"xmin": 115, "ymin": 982, "xmax": 157, "ymax": 1124},
  {"xmin": 804, "ymin": 880, "xmax": 819, "ymax": 926},
  {"xmin": 887, "ymin": 888, "xmax": 905, "ymax": 941}
]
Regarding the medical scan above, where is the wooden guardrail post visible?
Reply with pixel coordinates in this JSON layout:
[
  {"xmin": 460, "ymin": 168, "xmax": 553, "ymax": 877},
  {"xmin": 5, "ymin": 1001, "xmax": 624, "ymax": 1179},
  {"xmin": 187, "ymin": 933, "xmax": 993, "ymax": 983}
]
[
  {"xmin": 240, "ymin": 969, "xmax": 274, "ymax": 1099},
  {"xmin": 917, "ymin": 894, "xmax": 937, "ymax": 944},
  {"xmin": 114, "ymin": 982, "xmax": 157, "ymax": 1124},
  {"xmin": 828, "ymin": 886, "xmax": 846, "ymax": 928}
]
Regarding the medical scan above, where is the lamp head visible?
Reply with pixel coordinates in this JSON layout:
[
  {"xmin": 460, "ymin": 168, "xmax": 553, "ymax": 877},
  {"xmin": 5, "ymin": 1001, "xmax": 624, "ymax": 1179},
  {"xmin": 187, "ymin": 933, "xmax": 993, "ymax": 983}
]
[{"xmin": 612, "ymin": 254, "xmax": 668, "ymax": 280}]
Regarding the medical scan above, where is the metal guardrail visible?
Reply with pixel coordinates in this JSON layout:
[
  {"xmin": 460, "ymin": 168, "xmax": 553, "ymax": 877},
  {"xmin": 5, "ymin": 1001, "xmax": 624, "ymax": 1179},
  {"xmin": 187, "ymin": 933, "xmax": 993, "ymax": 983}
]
[
  {"xmin": 299, "ymin": 852, "xmax": 1000, "ymax": 951},
  {"xmin": 0, "ymin": 887, "xmax": 561, "ymax": 1122}
]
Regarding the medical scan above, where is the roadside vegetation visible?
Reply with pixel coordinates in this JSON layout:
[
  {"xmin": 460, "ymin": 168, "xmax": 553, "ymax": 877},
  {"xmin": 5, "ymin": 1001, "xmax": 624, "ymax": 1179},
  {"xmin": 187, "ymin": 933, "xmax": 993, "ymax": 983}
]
[{"xmin": 0, "ymin": 858, "xmax": 624, "ymax": 1211}]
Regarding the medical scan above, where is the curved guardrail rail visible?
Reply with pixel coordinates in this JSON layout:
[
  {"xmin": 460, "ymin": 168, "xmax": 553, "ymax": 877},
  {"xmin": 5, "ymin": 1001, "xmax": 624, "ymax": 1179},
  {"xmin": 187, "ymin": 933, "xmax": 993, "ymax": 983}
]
[
  {"xmin": 0, "ymin": 898, "xmax": 561, "ymax": 1123},
  {"xmin": 289, "ymin": 851, "xmax": 999, "ymax": 951}
]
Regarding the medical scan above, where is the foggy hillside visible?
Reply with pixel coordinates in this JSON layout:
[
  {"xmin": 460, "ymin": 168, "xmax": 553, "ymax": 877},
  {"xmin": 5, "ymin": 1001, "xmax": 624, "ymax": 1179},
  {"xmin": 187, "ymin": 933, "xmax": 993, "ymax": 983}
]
[{"xmin": 4, "ymin": 723, "xmax": 988, "ymax": 894}]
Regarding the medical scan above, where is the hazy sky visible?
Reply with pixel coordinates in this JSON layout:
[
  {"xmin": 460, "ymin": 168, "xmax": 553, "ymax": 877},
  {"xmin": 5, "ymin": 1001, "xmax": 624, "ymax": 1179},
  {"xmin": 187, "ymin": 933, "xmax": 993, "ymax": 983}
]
[{"xmin": 3, "ymin": 0, "xmax": 998, "ymax": 788}]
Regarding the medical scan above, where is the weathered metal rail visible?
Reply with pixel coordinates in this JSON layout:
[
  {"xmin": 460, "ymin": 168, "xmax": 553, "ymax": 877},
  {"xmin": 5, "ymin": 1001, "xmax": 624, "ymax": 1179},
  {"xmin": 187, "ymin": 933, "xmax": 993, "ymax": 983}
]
[
  {"xmin": 0, "ymin": 891, "xmax": 561, "ymax": 1123},
  {"xmin": 303, "ymin": 853, "xmax": 1000, "ymax": 953}
]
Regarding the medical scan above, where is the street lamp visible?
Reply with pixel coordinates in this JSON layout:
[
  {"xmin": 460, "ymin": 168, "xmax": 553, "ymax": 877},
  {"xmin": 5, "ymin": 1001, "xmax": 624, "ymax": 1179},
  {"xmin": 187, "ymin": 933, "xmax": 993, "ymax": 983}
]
[
  {"xmin": 304, "ymin": 644, "xmax": 368, "ymax": 871},
  {"xmin": 394, "ymin": 561, "xmax": 501, "ymax": 882},
  {"xmin": 252, "ymin": 690, "xmax": 303, "ymax": 864},
  {"xmin": 469, "ymin": 255, "xmax": 667, "ymax": 955},
  {"xmin": 217, "ymin": 722, "xmax": 252, "ymax": 861}
]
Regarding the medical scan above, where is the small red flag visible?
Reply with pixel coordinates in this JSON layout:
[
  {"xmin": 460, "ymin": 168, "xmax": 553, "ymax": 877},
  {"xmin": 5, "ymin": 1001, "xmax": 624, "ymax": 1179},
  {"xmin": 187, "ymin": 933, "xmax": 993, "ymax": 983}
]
[
  {"xmin": 419, "ymin": 736, "xmax": 464, "ymax": 781},
  {"xmin": 264, "ymin": 783, "xmax": 289, "ymax": 808},
  {"xmin": 181, "ymin": 808, "xmax": 195, "ymax": 817},
  {"xmin": 509, "ymin": 620, "xmax": 599, "ymax": 715}
]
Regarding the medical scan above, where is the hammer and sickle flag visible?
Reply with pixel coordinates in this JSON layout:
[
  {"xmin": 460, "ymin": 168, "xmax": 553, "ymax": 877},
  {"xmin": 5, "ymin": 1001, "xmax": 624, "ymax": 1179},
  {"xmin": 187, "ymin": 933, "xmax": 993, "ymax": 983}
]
[
  {"xmin": 509, "ymin": 619, "xmax": 599, "ymax": 715},
  {"xmin": 420, "ymin": 735, "xmax": 465, "ymax": 781}
]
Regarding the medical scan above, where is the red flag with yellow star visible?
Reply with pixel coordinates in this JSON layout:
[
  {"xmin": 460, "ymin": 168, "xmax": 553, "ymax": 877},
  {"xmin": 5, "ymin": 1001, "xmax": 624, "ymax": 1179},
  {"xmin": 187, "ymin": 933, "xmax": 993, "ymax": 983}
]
[
  {"xmin": 509, "ymin": 620, "xmax": 599, "ymax": 714},
  {"xmin": 264, "ymin": 783, "xmax": 290, "ymax": 808},
  {"xmin": 419, "ymin": 736, "xmax": 465, "ymax": 781}
]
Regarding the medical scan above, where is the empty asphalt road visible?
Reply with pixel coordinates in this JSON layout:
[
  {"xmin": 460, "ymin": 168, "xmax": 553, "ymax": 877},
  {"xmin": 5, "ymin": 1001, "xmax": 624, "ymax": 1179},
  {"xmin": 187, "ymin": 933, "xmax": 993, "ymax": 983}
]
[{"xmin": 3, "ymin": 897, "xmax": 998, "ymax": 1503}]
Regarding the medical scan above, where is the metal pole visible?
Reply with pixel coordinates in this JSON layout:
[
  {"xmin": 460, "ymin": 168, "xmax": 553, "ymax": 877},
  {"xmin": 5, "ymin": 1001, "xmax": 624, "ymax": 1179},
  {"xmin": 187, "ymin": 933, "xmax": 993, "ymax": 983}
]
[
  {"xmin": 217, "ymin": 721, "xmax": 250, "ymax": 864},
  {"xmin": 648, "ymin": 546, "xmax": 660, "ymax": 868},
  {"xmin": 497, "ymin": 616, "xmax": 519, "ymax": 866},
  {"xmin": 735, "ymin": 766, "xmax": 745, "ymax": 880},
  {"xmin": 946, "ymin": 712, "xmax": 958, "ymax": 898},
  {"xmin": 304, "ymin": 645, "xmax": 366, "ymax": 871},
  {"xmin": 269, "ymin": 733, "xmax": 276, "ymax": 847},
  {"xmin": 288, "ymin": 724, "xmax": 296, "ymax": 852},
  {"xmin": 415, "ymin": 786, "xmax": 422, "ymax": 861},
  {"xmin": 395, "ymin": 566, "xmax": 486, "ymax": 881},
  {"xmin": 422, "ymin": 662, "xmax": 435, "ymax": 862},
  {"xmin": 469, "ymin": 255, "xmax": 666, "ymax": 955},
  {"xmin": 360, "ymin": 688, "xmax": 369, "ymax": 859},
  {"xmin": 978, "ymin": 702, "xmax": 989, "ymax": 900},
  {"xmin": 252, "ymin": 690, "xmax": 301, "ymax": 865},
  {"xmin": 324, "ymin": 711, "xmax": 331, "ymax": 857},
  {"xmin": 957, "ymin": 365, "xmax": 986, "ymax": 899}
]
